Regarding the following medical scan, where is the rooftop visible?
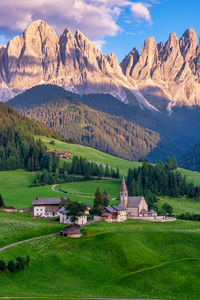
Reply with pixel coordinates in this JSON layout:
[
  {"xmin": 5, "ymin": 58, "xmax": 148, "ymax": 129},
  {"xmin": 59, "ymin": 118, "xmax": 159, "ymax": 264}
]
[
  {"xmin": 32, "ymin": 197, "xmax": 61, "ymax": 205},
  {"xmin": 127, "ymin": 196, "xmax": 144, "ymax": 208}
]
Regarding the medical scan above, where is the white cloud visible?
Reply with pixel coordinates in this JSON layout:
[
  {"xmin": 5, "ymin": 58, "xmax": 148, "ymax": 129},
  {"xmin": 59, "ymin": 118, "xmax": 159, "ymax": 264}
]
[
  {"xmin": 92, "ymin": 39, "xmax": 106, "ymax": 50},
  {"xmin": 131, "ymin": 2, "xmax": 152, "ymax": 25},
  {"xmin": 0, "ymin": 0, "xmax": 129, "ymax": 39},
  {"xmin": 0, "ymin": 0, "xmax": 155, "ymax": 46}
]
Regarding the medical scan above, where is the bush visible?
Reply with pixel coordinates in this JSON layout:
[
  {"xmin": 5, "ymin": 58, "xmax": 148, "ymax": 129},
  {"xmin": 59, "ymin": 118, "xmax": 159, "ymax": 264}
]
[
  {"xmin": 7, "ymin": 260, "xmax": 16, "ymax": 272},
  {"xmin": 0, "ymin": 260, "xmax": 6, "ymax": 272}
]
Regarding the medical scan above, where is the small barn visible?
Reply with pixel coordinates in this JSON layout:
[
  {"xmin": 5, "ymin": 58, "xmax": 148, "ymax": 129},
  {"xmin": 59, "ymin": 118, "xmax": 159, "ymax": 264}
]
[{"xmin": 60, "ymin": 223, "xmax": 82, "ymax": 238}]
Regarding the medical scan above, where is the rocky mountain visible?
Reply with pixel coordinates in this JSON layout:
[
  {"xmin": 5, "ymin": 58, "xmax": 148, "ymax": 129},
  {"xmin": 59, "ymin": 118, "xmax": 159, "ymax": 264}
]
[
  {"xmin": 121, "ymin": 28, "xmax": 200, "ymax": 109},
  {"xmin": 1, "ymin": 20, "xmax": 200, "ymax": 110}
]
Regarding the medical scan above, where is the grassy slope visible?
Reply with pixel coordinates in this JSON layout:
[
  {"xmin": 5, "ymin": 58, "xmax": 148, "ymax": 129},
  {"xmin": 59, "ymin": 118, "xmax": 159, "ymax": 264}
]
[
  {"xmin": 0, "ymin": 219, "xmax": 200, "ymax": 299},
  {"xmin": 0, "ymin": 210, "xmax": 62, "ymax": 248},
  {"xmin": 0, "ymin": 170, "xmax": 92, "ymax": 209},
  {"xmin": 178, "ymin": 168, "xmax": 200, "ymax": 186},
  {"xmin": 38, "ymin": 136, "xmax": 141, "ymax": 177}
]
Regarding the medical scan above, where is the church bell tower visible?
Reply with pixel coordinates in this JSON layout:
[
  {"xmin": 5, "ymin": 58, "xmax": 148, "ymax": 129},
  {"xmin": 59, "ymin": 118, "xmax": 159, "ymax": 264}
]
[{"xmin": 120, "ymin": 177, "xmax": 128, "ymax": 207}]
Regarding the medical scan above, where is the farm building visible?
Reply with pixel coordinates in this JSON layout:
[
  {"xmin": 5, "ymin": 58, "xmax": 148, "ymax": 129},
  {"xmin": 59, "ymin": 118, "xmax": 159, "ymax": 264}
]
[
  {"xmin": 32, "ymin": 197, "xmax": 66, "ymax": 217},
  {"xmin": 46, "ymin": 149, "xmax": 72, "ymax": 159},
  {"xmin": 59, "ymin": 207, "xmax": 88, "ymax": 225},
  {"xmin": 1, "ymin": 206, "xmax": 17, "ymax": 212},
  {"xmin": 56, "ymin": 151, "xmax": 72, "ymax": 159},
  {"xmin": 60, "ymin": 223, "xmax": 82, "ymax": 238},
  {"xmin": 101, "ymin": 205, "xmax": 127, "ymax": 223}
]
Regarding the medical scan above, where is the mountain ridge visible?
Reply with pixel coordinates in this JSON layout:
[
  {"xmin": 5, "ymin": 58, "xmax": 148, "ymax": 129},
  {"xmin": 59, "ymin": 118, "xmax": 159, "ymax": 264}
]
[{"xmin": 1, "ymin": 20, "xmax": 200, "ymax": 110}]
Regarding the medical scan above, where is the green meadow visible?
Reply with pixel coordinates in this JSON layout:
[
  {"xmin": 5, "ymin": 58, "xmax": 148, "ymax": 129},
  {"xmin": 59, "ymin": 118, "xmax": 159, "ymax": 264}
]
[
  {"xmin": 38, "ymin": 136, "xmax": 141, "ymax": 177},
  {"xmin": 0, "ymin": 170, "xmax": 92, "ymax": 209},
  {"xmin": 178, "ymin": 168, "xmax": 200, "ymax": 186},
  {"xmin": 0, "ymin": 218, "xmax": 200, "ymax": 299},
  {"xmin": 0, "ymin": 210, "xmax": 62, "ymax": 248}
]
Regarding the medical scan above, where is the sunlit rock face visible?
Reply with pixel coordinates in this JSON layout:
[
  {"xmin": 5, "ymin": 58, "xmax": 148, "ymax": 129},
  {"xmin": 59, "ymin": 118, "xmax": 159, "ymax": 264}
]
[{"xmin": 1, "ymin": 20, "xmax": 200, "ymax": 109}]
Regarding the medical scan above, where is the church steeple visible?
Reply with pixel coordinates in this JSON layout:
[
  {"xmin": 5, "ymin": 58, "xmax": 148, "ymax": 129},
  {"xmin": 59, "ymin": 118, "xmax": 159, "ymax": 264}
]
[{"xmin": 120, "ymin": 177, "xmax": 128, "ymax": 207}]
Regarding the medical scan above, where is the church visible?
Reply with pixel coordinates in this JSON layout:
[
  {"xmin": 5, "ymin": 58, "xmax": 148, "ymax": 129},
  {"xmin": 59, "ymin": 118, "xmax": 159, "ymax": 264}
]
[{"xmin": 120, "ymin": 178, "xmax": 149, "ymax": 217}]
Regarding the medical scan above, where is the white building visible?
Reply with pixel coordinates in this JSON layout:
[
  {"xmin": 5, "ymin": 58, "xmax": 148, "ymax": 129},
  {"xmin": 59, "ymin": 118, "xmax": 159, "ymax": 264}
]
[
  {"xmin": 32, "ymin": 197, "xmax": 62, "ymax": 217},
  {"xmin": 59, "ymin": 207, "xmax": 87, "ymax": 225}
]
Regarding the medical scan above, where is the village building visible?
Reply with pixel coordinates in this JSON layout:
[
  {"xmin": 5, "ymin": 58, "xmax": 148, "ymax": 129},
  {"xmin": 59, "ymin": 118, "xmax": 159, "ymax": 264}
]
[
  {"xmin": 120, "ymin": 178, "xmax": 149, "ymax": 217},
  {"xmin": 60, "ymin": 223, "xmax": 82, "ymax": 238},
  {"xmin": 59, "ymin": 207, "xmax": 88, "ymax": 225},
  {"xmin": 46, "ymin": 149, "xmax": 72, "ymax": 159},
  {"xmin": 56, "ymin": 151, "xmax": 72, "ymax": 159},
  {"xmin": 101, "ymin": 205, "xmax": 127, "ymax": 223},
  {"xmin": 32, "ymin": 197, "xmax": 64, "ymax": 217},
  {"xmin": 148, "ymin": 209, "xmax": 158, "ymax": 217},
  {"xmin": 1, "ymin": 206, "xmax": 17, "ymax": 212},
  {"xmin": 83, "ymin": 202, "xmax": 91, "ymax": 214}
]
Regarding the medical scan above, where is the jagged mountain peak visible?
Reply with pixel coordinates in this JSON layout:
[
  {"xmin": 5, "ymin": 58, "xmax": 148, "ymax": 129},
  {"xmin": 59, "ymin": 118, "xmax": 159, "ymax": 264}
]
[{"xmin": 0, "ymin": 22, "xmax": 200, "ymax": 110}]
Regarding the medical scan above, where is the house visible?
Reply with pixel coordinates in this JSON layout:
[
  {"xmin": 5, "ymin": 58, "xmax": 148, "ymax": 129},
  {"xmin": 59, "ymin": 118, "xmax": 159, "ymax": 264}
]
[
  {"xmin": 83, "ymin": 202, "xmax": 91, "ymax": 214},
  {"xmin": 56, "ymin": 151, "xmax": 72, "ymax": 159},
  {"xmin": 46, "ymin": 149, "xmax": 72, "ymax": 159},
  {"xmin": 101, "ymin": 205, "xmax": 127, "ymax": 223},
  {"xmin": 60, "ymin": 223, "xmax": 82, "ymax": 238},
  {"xmin": 59, "ymin": 207, "xmax": 88, "ymax": 225},
  {"xmin": 1, "ymin": 206, "xmax": 17, "ymax": 212},
  {"xmin": 46, "ymin": 149, "xmax": 58, "ymax": 154},
  {"xmin": 120, "ymin": 178, "xmax": 149, "ymax": 217},
  {"xmin": 32, "ymin": 197, "xmax": 65, "ymax": 217}
]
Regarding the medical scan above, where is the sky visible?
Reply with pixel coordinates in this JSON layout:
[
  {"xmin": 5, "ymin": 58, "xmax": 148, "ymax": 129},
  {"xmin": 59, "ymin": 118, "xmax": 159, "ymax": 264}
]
[{"xmin": 0, "ymin": 0, "xmax": 200, "ymax": 62}]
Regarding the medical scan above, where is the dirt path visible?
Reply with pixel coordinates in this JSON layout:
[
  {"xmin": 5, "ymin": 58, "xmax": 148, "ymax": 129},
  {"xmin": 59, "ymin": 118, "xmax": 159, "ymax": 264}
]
[
  {"xmin": 51, "ymin": 184, "xmax": 94, "ymax": 198},
  {"xmin": 0, "ymin": 233, "xmax": 57, "ymax": 253}
]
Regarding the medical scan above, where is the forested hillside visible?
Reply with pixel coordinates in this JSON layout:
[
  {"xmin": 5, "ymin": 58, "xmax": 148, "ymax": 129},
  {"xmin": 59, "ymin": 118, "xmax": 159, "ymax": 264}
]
[
  {"xmin": 179, "ymin": 142, "xmax": 200, "ymax": 171},
  {"xmin": 8, "ymin": 85, "xmax": 200, "ymax": 162},
  {"xmin": 8, "ymin": 85, "xmax": 160, "ymax": 161},
  {"xmin": 0, "ymin": 102, "xmax": 58, "ymax": 170}
]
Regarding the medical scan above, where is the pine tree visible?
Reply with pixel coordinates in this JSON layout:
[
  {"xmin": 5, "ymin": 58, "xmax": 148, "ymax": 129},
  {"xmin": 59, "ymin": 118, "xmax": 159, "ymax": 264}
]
[{"xmin": 0, "ymin": 194, "xmax": 5, "ymax": 208}]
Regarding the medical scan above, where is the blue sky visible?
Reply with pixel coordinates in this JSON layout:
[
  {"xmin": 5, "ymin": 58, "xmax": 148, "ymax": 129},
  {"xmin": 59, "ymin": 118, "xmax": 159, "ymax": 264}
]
[{"xmin": 0, "ymin": 0, "xmax": 199, "ymax": 62}]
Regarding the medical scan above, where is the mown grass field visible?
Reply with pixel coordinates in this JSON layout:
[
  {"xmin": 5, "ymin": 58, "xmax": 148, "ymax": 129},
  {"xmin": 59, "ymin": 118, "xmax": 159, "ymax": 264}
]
[
  {"xmin": 158, "ymin": 196, "xmax": 200, "ymax": 214},
  {"xmin": 56, "ymin": 179, "xmax": 121, "ymax": 199},
  {"xmin": 178, "ymin": 168, "xmax": 200, "ymax": 186},
  {"xmin": 0, "ymin": 218, "xmax": 200, "ymax": 299},
  {"xmin": 0, "ymin": 210, "xmax": 62, "ymax": 248},
  {"xmin": 0, "ymin": 170, "xmax": 92, "ymax": 208},
  {"xmin": 38, "ymin": 136, "xmax": 141, "ymax": 177}
]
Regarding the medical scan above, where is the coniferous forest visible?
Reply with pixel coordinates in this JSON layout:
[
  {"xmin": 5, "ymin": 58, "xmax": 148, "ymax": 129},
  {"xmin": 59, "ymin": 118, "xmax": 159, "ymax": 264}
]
[
  {"xmin": 126, "ymin": 158, "xmax": 200, "ymax": 208},
  {"xmin": 0, "ymin": 103, "xmax": 58, "ymax": 171}
]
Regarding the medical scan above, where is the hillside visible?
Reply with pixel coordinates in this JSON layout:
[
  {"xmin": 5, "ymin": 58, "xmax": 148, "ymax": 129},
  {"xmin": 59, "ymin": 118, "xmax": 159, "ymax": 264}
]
[
  {"xmin": 0, "ymin": 102, "xmax": 60, "ymax": 171},
  {"xmin": 40, "ymin": 136, "xmax": 141, "ymax": 176},
  {"xmin": 1, "ymin": 219, "xmax": 200, "ymax": 299},
  {"xmin": 8, "ymin": 84, "xmax": 200, "ymax": 161},
  {"xmin": 179, "ymin": 142, "xmax": 200, "ymax": 171},
  {"xmin": 8, "ymin": 85, "xmax": 160, "ymax": 161}
]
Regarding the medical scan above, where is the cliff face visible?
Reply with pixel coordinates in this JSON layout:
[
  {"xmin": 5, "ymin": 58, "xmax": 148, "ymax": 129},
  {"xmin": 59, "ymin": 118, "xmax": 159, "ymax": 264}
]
[
  {"xmin": 0, "ymin": 20, "xmax": 132, "ymax": 103},
  {"xmin": 121, "ymin": 28, "xmax": 200, "ymax": 108},
  {"xmin": 1, "ymin": 20, "xmax": 200, "ymax": 110}
]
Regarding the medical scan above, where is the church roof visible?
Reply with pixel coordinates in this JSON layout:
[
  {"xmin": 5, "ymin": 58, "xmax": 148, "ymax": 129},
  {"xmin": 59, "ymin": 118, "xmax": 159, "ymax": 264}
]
[
  {"xmin": 140, "ymin": 208, "xmax": 148, "ymax": 214},
  {"xmin": 127, "ymin": 196, "xmax": 143, "ymax": 208},
  {"xmin": 120, "ymin": 177, "xmax": 127, "ymax": 192}
]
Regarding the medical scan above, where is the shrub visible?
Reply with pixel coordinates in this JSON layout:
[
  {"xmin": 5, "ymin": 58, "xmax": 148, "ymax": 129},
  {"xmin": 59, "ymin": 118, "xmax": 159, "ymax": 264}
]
[
  {"xmin": 7, "ymin": 260, "xmax": 16, "ymax": 272},
  {"xmin": 0, "ymin": 260, "xmax": 6, "ymax": 272}
]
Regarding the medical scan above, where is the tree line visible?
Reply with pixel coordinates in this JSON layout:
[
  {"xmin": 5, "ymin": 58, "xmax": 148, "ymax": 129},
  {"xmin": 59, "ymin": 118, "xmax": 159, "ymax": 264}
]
[
  {"xmin": 0, "ymin": 256, "xmax": 30, "ymax": 273},
  {"xmin": 126, "ymin": 157, "xmax": 200, "ymax": 208},
  {"xmin": 34, "ymin": 155, "xmax": 120, "ymax": 186}
]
